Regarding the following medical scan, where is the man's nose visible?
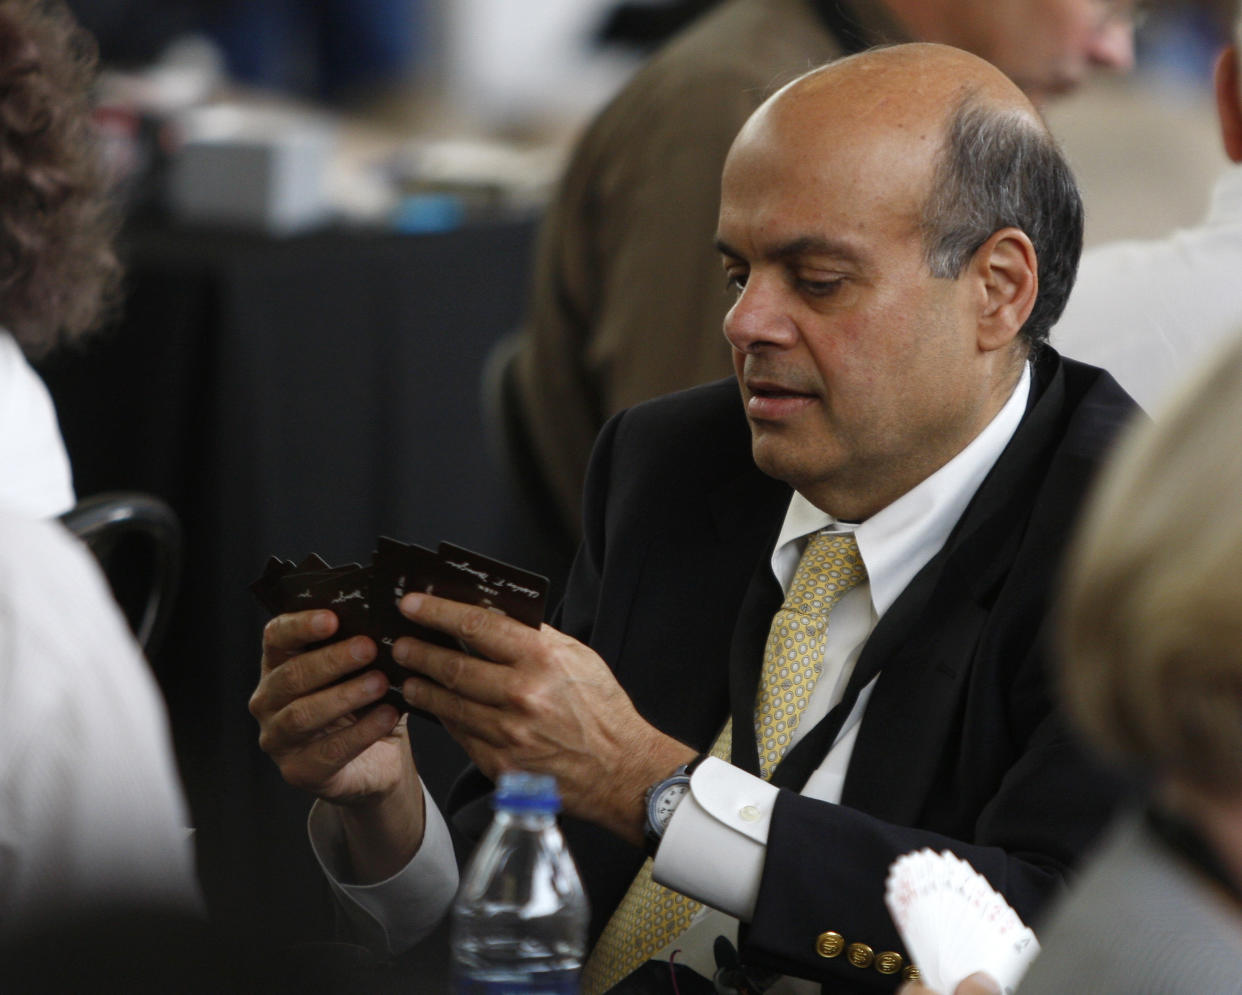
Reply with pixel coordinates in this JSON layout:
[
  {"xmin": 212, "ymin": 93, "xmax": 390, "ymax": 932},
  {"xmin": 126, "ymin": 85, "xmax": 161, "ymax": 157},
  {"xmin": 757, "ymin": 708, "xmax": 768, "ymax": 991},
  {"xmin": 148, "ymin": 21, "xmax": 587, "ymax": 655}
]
[{"xmin": 723, "ymin": 277, "xmax": 798, "ymax": 353}]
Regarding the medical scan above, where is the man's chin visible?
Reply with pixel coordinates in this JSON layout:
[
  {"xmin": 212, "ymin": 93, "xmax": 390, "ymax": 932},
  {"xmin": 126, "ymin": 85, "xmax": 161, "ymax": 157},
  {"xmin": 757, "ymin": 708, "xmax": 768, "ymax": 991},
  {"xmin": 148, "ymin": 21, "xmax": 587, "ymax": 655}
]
[{"xmin": 750, "ymin": 437, "xmax": 823, "ymax": 490}]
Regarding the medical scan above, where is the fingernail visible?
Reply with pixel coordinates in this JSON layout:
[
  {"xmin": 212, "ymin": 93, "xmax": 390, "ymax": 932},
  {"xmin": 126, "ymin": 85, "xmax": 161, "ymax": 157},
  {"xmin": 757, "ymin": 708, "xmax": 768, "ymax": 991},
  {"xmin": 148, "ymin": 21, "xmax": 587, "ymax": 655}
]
[
  {"xmin": 403, "ymin": 678, "xmax": 419, "ymax": 705},
  {"xmin": 391, "ymin": 640, "xmax": 407, "ymax": 665},
  {"xmin": 311, "ymin": 612, "xmax": 334, "ymax": 637},
  {"xmin": 401, "ymin": 592, "xmax": 424, "ymax": 615},
  {"xmin": 365, "ymin": 672, "xmax": 387, "ymax": 695},
  {"xmin": 350, "ymin": 638, "xmax": 371, "ymax": 663}
]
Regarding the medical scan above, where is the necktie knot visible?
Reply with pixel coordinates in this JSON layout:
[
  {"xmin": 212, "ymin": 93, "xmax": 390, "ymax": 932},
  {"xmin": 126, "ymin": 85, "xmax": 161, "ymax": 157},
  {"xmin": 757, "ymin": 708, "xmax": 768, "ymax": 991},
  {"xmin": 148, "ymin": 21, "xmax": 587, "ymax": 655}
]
[{"xmin": 783, "ymin": 530, "xmax": 866, "ymax": 614}]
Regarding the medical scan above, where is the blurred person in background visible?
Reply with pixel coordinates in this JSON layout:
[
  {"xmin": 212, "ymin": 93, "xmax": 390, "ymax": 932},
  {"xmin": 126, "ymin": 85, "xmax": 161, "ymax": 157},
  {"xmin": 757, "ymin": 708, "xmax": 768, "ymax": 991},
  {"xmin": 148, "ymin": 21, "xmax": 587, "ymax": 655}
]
[
  {"xmin": 502, "ymin": 0, "xmax": 1141, "ymax": 583},
  {"xmin": 1016, "ymin": 328, "xmax": 1242, "ymax": 991},
  {"xmin": 1053, "ymin": 0, "xmax": 1242, "ymax": 412},
  {"xmin": 0, "ymin": 504, "xmax": 205, "ymax": 984},
  {"xmin": 0, "ymin": 0, "xmax": 120, "ymax": 516},
  {"xmin": 0, "ymin": 0, "xmax": 203, "ymax": 982}
]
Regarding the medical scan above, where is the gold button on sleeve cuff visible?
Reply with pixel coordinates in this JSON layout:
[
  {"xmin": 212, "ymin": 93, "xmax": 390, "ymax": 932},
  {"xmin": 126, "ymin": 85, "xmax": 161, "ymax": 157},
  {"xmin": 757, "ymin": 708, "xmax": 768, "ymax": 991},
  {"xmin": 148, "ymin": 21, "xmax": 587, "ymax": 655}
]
[
  {"xmin": 874, "ymin": 950, "xmax": 903, "ymax": 975},
  {"xmin": 902, "ymin": 964, "xmax": 922, "ymax": 983},
  {"xmin": 815, "ymin": 931, "xmax": 845, "ymax": 958},
  {"xmin": 846, "ymin": 942, "xmax": 874, "ymax": 969}
]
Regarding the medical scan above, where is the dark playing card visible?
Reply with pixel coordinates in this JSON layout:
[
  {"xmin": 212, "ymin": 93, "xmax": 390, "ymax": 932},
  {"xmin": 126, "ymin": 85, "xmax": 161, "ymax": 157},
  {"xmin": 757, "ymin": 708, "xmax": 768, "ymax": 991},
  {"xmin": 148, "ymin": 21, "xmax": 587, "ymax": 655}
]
[
  {"xmin": 297, "ymin": 565, "xmax": 374, "ymax": 639},
  {"xmin": 295, "ymin": 553, "xmax": 332, "ymax": 571},
  {"xmin": 249, "ymin": 555, "xmax": 296, "ymax": 615},
  {"xmin": 370, "ymin": 537, "xmax": 459, "ymax": 651},
  {"xmin": 274, "ymin": 560, "xmax": 364, "ymax": 612},
  {"xmin": 276, "ymin": 561, "xmax": 411, "ymax": 713},
  {"xmin": 368, "ymin": 537, "xmax": 461, "ymax": 721},
  {"xmin": 434, "ymin": 541, "xmax": 548, "ymax": 628},
  {"xmin": 249, "ymin": 538, "xmax": 548, "ymax": 724}
]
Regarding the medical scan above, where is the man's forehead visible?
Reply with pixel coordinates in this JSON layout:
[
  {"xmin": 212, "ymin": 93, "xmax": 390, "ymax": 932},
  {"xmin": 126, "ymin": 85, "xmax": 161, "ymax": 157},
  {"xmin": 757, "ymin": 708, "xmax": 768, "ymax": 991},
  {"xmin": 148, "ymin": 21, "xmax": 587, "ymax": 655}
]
[
  {"xmin": 753, "ymin": 71, "xmax": 947, "ymax": 146},
  {"xmin": 722, "ymin": 105, "xmax": 939, "ymax": 217},
  {"xmin": 742, "ymin": 43, "xmax": 1036, "ymax": 149}
]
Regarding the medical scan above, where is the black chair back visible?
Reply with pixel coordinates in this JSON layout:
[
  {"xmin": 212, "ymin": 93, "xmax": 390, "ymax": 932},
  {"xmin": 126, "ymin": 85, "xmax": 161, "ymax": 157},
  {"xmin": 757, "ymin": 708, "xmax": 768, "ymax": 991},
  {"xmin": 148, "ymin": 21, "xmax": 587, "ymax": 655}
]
[{"xmin": 59, "ymin": 490, "xmax": 182, "ymax": 657}]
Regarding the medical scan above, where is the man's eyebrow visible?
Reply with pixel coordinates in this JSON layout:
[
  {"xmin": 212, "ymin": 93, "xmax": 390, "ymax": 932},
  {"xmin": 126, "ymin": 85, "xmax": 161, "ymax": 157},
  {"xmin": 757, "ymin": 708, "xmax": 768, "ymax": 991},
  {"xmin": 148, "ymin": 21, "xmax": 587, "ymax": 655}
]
[{"xmin": 715, "ymin": 235, "xmax": 862, "ymax": 262}]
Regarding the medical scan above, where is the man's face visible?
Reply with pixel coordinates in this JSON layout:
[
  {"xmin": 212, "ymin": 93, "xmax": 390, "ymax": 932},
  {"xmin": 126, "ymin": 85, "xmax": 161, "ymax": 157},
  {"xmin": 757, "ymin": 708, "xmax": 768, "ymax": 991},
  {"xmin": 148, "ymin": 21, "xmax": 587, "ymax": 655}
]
[
  {"xmin": 950, "ymin": 0, "xmax": 1137, "ymax": 102},
  {"xmin": 717, "ymin": 107, "xmax": 1014, "ymax": 521}
]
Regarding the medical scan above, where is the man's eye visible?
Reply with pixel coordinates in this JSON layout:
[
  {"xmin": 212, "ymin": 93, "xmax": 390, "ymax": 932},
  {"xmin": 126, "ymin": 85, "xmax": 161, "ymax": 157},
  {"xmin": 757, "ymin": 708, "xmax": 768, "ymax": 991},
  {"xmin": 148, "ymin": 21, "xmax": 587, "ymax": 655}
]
[
  {"xmin": 725, "ymin": 273, "xmax": 747, "ymax": 294},
  {"xmin": 800, "ymin": 277, "xmax": 843, "ymax": 296}
]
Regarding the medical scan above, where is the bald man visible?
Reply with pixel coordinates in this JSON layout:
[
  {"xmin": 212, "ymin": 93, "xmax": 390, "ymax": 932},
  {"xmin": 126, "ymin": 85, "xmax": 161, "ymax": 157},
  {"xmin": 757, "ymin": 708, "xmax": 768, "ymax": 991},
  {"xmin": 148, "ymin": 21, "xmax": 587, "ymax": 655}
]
[
  {"xmin": 253, "ymin": 44, "xmax": 1137, "ymax": 994},
  {"xmin": 504, "ymin": 0, "xmax": 1140, "ymax": 576}
]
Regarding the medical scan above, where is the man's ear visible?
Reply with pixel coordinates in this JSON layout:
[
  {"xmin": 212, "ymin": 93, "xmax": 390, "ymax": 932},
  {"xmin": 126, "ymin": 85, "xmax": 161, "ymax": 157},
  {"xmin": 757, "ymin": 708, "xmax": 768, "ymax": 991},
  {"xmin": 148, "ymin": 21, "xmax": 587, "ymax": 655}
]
[
  {"xmin": 970, "ymin": 226, "xmax": 1037, "ymax": 353},
  {"xmin": 1214, "ymin": 46, "xmax": 1242, "ymax": 164}
]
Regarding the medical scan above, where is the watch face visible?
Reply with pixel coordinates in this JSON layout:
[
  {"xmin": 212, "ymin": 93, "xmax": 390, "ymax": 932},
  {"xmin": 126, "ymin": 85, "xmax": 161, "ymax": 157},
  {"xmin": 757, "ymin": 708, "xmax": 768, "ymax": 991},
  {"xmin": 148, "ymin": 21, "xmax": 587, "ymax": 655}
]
[{"xmin": 650, "ymin": 779, "xmax": 690, "ymax": 833}]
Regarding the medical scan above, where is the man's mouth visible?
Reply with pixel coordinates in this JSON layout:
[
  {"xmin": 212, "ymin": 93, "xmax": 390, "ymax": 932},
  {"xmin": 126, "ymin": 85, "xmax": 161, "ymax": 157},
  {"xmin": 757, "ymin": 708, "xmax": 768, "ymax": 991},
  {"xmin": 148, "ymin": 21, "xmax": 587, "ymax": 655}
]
[{"xmin": 744, "ymin": 379, "xmax": 817, "ymax": 418}]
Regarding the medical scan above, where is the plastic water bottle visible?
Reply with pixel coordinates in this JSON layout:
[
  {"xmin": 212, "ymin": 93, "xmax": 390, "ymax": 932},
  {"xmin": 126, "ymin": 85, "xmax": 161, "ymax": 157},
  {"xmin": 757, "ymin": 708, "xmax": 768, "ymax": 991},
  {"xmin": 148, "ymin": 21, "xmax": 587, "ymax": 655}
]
[{"xmin": 451, "ymin": 771, "xmax": 589, "ymax": 994}]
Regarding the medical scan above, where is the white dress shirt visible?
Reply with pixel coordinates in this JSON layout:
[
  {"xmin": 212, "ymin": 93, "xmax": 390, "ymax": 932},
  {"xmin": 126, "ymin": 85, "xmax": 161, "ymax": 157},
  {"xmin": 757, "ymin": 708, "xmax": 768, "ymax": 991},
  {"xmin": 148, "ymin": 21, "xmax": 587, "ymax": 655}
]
[
  {"xmin": 1052, "ymin": 165, "xmax": 1242, "ymax": 414},
  {"xmin": 0, "ymin": 330, "xmax": 74, "ymax": 518},
  {"xmin": 309, "ymin": 364, "xmax": 1031, "ymax": 970},
  {"xmin": 0, "ymin": 508, "xmax": 202, "ymax": 941}
]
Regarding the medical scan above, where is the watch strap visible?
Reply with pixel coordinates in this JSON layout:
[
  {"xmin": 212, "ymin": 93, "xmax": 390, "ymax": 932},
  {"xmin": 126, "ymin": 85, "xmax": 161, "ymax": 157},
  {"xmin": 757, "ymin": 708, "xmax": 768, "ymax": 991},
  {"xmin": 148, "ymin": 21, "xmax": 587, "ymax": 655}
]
[{"xmin": 643, "ymin": 751, "xmax": 711, "ymax": 857}]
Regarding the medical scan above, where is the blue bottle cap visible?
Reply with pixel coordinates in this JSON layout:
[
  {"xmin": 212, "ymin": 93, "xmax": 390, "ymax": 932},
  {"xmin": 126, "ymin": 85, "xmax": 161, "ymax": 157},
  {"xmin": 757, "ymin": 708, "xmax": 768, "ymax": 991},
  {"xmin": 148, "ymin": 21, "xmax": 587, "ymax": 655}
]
[{"xmin": 492, "ymin": 771, "xmax": 562, "ymax": 813}]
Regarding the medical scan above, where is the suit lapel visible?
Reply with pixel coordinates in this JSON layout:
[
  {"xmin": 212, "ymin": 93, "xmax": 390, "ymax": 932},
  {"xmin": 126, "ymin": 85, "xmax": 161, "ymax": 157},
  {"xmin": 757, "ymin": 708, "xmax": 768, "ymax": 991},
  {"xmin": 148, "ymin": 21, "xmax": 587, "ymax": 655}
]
[
  {"xmin": 774, "ymin": 358, "xmax": 1071, "ymax": 818},
  {"xmin": 709, "ymin": 467, "xmax": 788, "ymax": 777},
  {"xmin": 843, "ymin": 358, "xmax": 1069, "ymax": 823}
]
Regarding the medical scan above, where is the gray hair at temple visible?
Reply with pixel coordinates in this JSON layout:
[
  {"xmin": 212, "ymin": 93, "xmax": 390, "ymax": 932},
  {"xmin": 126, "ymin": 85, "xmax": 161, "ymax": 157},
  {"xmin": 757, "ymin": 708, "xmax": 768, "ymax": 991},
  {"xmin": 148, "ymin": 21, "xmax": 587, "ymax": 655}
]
[
  {"xmin": 1059, "ymin": 330, "xmax": 1242, "ymax": 798},
  {"xmin": 919, "ymin": 94, "xmax": 1083, "ymax": 352}
]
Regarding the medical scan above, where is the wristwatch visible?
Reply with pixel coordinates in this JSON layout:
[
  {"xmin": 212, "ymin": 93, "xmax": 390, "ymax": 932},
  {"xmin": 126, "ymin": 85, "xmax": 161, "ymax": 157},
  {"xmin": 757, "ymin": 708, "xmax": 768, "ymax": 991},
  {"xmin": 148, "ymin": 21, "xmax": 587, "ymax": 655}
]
[{"xmin": 643, "ymin": 754, "xmax": 707, "ymax": 856}]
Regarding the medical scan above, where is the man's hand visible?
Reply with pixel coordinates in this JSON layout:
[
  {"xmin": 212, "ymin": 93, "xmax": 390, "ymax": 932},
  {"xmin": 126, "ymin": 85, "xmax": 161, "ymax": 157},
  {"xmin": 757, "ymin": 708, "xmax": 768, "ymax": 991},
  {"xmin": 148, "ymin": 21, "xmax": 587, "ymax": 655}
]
[
  {"xmin": 392, "ymin": 592, "xmax": 696, "ymax": 846},
  {"xmin": 249, "ymin": 609, "xmax": 425, "ymax": 881},
  {"xmin": 898, "ymin": 972, "xmax": 1002, "ymax": 995}
]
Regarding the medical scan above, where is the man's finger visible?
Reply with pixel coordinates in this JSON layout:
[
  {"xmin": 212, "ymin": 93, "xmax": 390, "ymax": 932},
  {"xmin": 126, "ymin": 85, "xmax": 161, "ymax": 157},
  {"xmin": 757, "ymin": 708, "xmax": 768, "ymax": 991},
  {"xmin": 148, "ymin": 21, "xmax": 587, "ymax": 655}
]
[
  {"xmin": 391, "ymin": 637, "xmax": 512, "ymax": 707},
  {"xmin": 261, "ymin": 610, "xmax": 339, "ymax": 670},
  {"xmin": 398, "ymin": 593, "xmax": 535, "ymax": 660},
  {"xmin": 272, "ymin": 635, "xmax": 378, "ymax": 702},
  {"xmin": 253, "ymin": 634, "xmax": 379, "ymax": 721},
  {"xmin": 258, "ymin": 667, "xmax": 391, "ymax": 754},
  {"xmin": 402, "ymin": 675, "xmax": 510, "ymax": 747},
  {"xmin": 277, "ymin": 702, "xmax": 404, "ymax": 793}
]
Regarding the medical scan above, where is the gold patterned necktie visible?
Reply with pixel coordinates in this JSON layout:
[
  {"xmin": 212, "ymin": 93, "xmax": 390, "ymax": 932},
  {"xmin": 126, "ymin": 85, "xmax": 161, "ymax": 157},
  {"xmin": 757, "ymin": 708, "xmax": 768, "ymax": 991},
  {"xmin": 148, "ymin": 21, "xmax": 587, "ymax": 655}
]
[
  {"xmin": 581, "ymin": 530, "xmax": 866, "ymax": 995},
  {"xmin": 754, "ymin": 530, "xmax": 866, "ymax": 778}
]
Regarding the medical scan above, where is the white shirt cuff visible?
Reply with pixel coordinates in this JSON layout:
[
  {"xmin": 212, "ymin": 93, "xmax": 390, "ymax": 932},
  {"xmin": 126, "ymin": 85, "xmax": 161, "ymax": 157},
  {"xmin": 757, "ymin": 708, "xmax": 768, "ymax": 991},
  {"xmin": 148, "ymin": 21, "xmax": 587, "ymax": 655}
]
[
  {"xmin": 651, "ymin": 756, "xmax": 776, "ymax": 921},
  {"xmin": 307, "ymin": 779, "xmax": 459, "ymax": 956}
]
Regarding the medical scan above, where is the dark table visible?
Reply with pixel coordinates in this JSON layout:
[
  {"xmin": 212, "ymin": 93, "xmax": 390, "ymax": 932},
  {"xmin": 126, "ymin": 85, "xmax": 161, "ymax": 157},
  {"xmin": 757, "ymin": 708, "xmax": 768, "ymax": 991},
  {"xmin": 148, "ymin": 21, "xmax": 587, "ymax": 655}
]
[{"xmin": 38, "ymin": 214, "xmax": 538, "ymax": 953}]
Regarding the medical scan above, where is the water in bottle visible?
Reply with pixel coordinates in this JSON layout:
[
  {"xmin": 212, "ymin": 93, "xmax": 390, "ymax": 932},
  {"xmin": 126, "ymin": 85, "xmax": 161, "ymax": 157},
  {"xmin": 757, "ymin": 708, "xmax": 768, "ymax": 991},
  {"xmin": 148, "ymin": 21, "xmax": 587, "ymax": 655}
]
[{"xmin": 451, "ymin": 771, "xmax": 589, "ymax": 994}]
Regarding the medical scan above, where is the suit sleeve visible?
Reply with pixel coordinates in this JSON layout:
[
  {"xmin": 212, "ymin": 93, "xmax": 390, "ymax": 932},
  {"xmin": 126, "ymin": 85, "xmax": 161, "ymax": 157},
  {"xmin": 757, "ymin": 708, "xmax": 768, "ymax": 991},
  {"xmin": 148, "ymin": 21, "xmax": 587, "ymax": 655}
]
[{"xmin": 741, "ymin": 647, "xmax": 1132, "ymax": 990}]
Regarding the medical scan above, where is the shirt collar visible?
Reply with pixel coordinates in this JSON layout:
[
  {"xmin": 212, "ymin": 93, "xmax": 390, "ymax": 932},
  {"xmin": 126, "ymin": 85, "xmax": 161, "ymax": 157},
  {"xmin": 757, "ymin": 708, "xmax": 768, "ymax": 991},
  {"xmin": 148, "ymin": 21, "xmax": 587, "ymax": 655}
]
[{"xmin": 773, "ymin": 362, "xmax": 1032, "ymax": 617}]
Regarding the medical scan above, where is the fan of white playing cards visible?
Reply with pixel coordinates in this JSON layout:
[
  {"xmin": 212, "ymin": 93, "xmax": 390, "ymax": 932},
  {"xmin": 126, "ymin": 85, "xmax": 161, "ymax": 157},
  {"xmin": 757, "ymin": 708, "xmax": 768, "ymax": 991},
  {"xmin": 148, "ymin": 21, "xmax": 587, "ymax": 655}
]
[{"xmin": 885, "ymin": 848, "xmax": 1041, "ymax": 995}]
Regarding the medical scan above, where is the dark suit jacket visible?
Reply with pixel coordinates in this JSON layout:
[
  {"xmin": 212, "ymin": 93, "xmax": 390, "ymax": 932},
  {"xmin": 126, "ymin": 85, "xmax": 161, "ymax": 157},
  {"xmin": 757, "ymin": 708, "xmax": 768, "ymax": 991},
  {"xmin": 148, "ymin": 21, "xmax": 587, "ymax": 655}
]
[{"xmin": 450, "ymin": 348, "xmax": 1139, "ymax": 991}]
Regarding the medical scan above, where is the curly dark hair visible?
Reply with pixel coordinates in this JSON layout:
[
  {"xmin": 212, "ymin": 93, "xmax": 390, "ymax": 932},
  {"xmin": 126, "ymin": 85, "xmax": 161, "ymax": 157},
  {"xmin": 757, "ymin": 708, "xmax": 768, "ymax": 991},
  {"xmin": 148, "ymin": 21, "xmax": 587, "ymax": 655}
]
[{"xmin": 0, "ymin": 0, "xmax": 120, "ymax": 358}]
